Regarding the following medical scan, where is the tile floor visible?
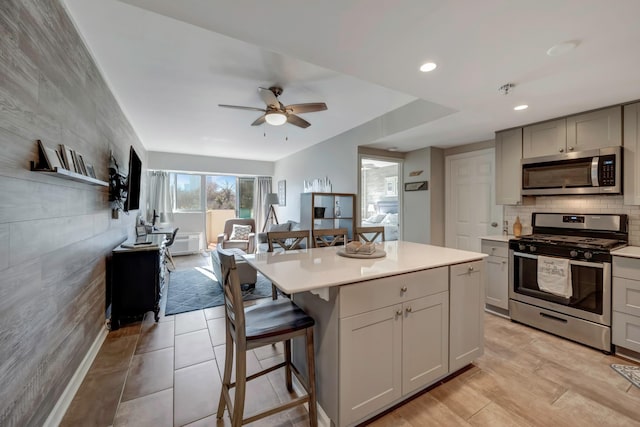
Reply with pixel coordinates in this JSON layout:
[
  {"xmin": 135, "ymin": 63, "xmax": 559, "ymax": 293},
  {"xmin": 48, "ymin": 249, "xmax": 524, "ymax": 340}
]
[
  {"xmin": 61, "ymin": 252, "xmax": 310, "ymax": 427},
  {"xmin": 61, "ymin": 252, "xmax": 640, "ymax": 426}
]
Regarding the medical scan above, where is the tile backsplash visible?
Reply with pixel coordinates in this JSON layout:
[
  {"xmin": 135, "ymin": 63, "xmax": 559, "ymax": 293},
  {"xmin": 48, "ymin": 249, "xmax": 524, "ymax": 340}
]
[{"xmin": 504, "ymin": 195, "xmax": 640, "ymax": 246}]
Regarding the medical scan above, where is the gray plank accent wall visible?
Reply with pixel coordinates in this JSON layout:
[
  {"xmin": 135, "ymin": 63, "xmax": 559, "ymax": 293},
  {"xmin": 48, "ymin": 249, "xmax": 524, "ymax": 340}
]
[{"xmin": 0, "ymin": 1, "xmax": 148, "ymax": 425}]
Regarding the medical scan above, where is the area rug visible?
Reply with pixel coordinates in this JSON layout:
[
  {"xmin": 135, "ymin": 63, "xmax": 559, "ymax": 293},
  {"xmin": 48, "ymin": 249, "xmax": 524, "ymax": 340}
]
[
  {"xmin": 611, "ymin": 364, "xmax": 640, "ymax": 389},
  {"xmin": 164, "ymin": 267, "xmax": 273, "ymax": 315}
]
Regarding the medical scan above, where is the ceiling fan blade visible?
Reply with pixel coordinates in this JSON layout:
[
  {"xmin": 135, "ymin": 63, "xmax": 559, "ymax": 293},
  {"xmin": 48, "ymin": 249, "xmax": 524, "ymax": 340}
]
[
  {"xmin": 287, "ymin": 114, "xmax": 311, "ymax": 128},
  {"xmin": 286, "ymin": 102, "xmax": 327, "ymax": 114},
  {"xmin": 219, "ymin": 104, "xmax": 266, "ymax": 112},
  {"xmin": 251, "ymin": 114, "xmax": 267, "ymax": 126},
  {"xmin": 258, "ymin": 87, "xmax": 279, "ymax": 108}
]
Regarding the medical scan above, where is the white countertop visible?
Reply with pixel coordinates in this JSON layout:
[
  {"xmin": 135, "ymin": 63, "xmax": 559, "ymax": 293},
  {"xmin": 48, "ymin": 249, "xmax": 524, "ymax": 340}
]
[
  {"xmin": 479, "ymin": 235, "xmax": 513, "ymax": 243},
  {"xmin": 242, "ymin": 240, "xmax": 486, "ymax": 294},
  {"xmin": 611, "ymin": 246, "xmax": 640, "ymax": 259}
]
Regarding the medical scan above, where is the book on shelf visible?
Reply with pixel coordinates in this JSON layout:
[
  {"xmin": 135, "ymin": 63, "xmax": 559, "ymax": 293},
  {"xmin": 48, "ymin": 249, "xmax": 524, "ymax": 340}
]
[
  {"xmin": 37, "ymin": 140, "xmax": 63, "ymax": 170},
  {"xmin": 77, "ymin": 153, "xmax": 88, "ymax": 175},
  {"xmin": 59, "ymin": 144, "xmax": 72, "ymax": 170}
]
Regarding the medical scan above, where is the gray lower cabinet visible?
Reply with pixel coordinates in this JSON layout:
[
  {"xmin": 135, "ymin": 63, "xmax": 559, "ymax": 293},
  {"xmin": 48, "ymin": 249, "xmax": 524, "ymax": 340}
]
[
  {"xmin": 450, "ymin": 260, "xmax": 485, "ymax": 372},
  {"xmin": 612, "ymin": 256, "xmax": 640, "ymax": 353},
  {"xmin": 293, "ymin": 262, "xmax": 484, "ymax": 427},
  {"xmin": 339, "ymin": 304, "xmax": 402, "ymax": 424},
  {"xmin": 339, "ymin": 269, "xmax": 449, "ymax": 426},
  {"xmin": 481, "ymin": 240, "xmax": 509, "ymax": 311}
]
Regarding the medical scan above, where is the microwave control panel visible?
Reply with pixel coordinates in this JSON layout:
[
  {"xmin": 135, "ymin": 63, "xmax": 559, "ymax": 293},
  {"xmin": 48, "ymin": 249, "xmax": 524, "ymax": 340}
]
[{"xmin": 599, "ymin": 155, "xmax": 616, "ymax": 186}]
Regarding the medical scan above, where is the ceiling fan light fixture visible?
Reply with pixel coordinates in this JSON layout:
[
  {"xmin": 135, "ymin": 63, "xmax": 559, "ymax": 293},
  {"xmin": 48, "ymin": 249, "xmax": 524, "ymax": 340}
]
[{"xmin": 265, "ymin": 112, "xmax": 287, "ymax": 126}]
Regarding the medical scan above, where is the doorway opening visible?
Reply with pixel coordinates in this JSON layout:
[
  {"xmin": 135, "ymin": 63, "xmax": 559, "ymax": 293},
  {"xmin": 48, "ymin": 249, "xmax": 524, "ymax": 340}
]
[
  {"xmin": 359, "ymin": 156, "xmax": 401, "ymax": 241},
  {"xmin": 204, "ymin": 176, "xmax": 255, "ymax": 248}
]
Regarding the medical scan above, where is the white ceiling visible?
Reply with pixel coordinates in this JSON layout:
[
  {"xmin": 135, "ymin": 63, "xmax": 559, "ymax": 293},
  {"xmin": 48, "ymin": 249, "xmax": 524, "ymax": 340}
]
[{"xmin": 63, "ymin": 0, "xmax": 640, "ymax": 162}]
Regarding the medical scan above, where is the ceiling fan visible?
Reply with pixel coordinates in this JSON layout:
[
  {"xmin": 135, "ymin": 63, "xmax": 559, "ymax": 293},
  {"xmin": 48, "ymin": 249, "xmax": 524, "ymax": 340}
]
[{"xmin": 219, "ymin": 86, "xmax": 327, "ymax": 128}]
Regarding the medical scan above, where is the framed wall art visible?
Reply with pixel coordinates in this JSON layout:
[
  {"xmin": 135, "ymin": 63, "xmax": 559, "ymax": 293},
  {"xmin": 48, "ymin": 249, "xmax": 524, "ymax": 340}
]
[
  {"xmin": 278, "ymin": 180, "xmax": 286, "ymax": 206},
  {"xmin": 404, "ymin": 181, "xmax": 428, "ymax": 191}
]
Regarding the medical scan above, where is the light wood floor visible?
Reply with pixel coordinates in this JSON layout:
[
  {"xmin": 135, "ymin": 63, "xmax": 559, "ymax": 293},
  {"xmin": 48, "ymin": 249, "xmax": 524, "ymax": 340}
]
[{"xmin": 62, "ymin": 253, "xmax": 640, "ymax": 426}]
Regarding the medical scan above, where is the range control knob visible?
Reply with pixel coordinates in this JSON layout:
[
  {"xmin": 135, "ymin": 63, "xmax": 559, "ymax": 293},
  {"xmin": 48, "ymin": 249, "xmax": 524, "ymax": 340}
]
[
  {"xmin": 584, "ymin": 251, "xmax": 593, "ymax": 260},
  {"xmin": 519, "ymin": 244, "xmax": 526, "ymax": 251},
  {"xmin": 528, "ymin": 245, "xmax": 537, "ymax": 252},
  {"xmin": 570, "ymin": 250, "xmax": 578, "ymax": 258}
]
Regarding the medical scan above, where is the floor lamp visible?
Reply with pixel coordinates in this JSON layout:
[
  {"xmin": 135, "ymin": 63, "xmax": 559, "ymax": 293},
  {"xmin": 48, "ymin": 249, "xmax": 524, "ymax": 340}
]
[{"xmin": 262, "ymin": 193, "xmax": 280, "ymax": 232}]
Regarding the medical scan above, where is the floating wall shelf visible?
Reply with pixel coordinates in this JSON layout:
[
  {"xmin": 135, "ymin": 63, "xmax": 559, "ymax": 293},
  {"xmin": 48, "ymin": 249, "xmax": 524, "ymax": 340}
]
[{"xmin": 30, "ymin": 163, "xmax": 108, "ymax": 186}]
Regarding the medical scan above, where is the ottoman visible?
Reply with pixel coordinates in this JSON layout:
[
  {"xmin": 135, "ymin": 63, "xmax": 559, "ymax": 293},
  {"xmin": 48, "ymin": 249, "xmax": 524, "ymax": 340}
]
[{"xmin": 211, "ymin": 247, "xmax": 257, "ymax": 289}]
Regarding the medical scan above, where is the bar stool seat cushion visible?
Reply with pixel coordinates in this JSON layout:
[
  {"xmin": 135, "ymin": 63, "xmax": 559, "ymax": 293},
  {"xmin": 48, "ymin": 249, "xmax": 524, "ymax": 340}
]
[{"xmin": 245, "ymin": 299, "xmax": 315, "ymax": 340}]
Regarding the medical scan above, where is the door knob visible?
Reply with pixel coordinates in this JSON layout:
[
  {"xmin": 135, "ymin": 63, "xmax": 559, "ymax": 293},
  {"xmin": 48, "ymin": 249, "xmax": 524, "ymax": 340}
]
[
  {"xmin": 400, "ymin": 286, "xmax": 407, "ymax": 292},
  {"xmin": 396, "ymin": 309, "xmax": 403, "ymax": 316},
  {"xmin": 491, "ymin": 222, "xmax": 498, "ymax": 228},
  {"xmin": 405, "ymin": 306, "xmax": 412, "ymax": 313}
]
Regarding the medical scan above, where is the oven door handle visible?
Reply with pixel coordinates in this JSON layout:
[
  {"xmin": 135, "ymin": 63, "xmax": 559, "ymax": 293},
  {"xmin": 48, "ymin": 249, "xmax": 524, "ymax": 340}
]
[
  {"xmin": 569, "ymin": 259, "xmax": 605, "ymax": 269},
  {"xmin": 513, "ymin": 252, "xmax": 538, "ymax": 260},
  {"xmin": 514, "ymin": 252, "xmax": 605, "ymax": 269}
]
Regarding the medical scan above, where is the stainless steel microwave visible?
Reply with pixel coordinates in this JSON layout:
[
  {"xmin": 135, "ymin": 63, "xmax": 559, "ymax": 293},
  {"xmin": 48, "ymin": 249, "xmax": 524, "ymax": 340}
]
[{"xmin": 521, "ymin": 146, "xmax": 621, "ymax": 196}]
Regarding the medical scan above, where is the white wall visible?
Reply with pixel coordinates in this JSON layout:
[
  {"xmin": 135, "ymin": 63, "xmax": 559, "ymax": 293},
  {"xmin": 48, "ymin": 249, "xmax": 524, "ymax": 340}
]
[
  {"xmin": 148, "ymin": 151, "xmax": 274, "ymax": 176},
  {"xmin": 273, "ymin": 99, "xmax": 455, "ymax": 222},
  {"xmin": 402, "ymin": 147, "xmax": 445, "ymax": 245},
  {"xmin": 403, "ymin": 148, "xmax": 431, "ymax": 243}
]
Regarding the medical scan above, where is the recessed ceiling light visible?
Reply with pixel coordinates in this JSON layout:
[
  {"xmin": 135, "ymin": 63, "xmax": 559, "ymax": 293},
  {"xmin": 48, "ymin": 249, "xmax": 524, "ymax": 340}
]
[
  {"xmin": 514, "ymin": 104, "xmax": 528, "ymax": 111},
  {"xmin": 387, "ymin": 147, "xmax": 399, "ymax": 152},
  {"xmin": 546, "ymin": 41, "xmax": 578, "ymax": 57},
  {"xmin": 419, "ymin": 62, "xmax": 437, "ymax": 72}
]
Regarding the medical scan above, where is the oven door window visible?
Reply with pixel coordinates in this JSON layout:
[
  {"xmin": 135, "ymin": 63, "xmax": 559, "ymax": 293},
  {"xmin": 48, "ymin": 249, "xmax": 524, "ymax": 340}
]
[
  {"xmin": 513, "ymin": 254, "xmax": 603, "ymax": 315},
  {"xmin": 522, "ymin": 158, "xmax": 594, "ymax": 189}
]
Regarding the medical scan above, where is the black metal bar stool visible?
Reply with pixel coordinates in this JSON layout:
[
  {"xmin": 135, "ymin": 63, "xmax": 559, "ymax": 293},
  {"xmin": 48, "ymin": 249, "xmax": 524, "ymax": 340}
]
[{"xmin": 216, "ymin": 247, "xmax": 318, "ymax": 427}]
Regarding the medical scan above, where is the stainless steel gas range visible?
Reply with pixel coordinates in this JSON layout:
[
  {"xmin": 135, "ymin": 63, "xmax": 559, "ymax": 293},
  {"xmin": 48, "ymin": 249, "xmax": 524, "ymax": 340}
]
[{"xmin": 509, "ymin": 213, "xmax": 628, "ymax": 352}]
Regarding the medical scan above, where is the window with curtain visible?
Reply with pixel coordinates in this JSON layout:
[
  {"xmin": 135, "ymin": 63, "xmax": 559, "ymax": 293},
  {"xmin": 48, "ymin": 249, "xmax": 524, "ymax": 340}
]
[{"xmin": 172, "ymin": 173, "xmax": 202, "ymax": 212}]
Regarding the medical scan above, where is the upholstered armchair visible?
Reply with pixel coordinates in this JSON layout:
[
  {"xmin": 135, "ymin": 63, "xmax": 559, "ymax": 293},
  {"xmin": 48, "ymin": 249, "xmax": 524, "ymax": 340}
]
[{"xmin": 217, "ymin": 218, "xmax": 256, "ymax": 254}]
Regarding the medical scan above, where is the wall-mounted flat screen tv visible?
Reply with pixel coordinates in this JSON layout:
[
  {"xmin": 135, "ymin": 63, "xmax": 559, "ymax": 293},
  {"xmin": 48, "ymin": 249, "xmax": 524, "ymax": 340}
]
[{"xmin": 124, "ymin": 146, "xmax": 142, "ymax": 211}]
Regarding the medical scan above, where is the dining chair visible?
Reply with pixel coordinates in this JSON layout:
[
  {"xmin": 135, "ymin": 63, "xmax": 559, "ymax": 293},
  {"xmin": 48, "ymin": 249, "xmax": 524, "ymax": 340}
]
[
  {"xmin": 216, "ymin": 248, "xmax": 318, "ymax": 427},
  {"xmin": 267, "ymin": 230, "xmax": 310, "ymax": 252},
  {"xmin": 164, "ymin": 227, "xmax": 179, "ymax": 271},
  {"xmin": 355, "ymin": 226, "xmax": 385, "ymax": 243},
  {"xmin": 267, "ymin": 230, "xmax": 310, "ymax": 299},
  {"xmin": 312, "ymin": 228, "xmax": 348, "ymax": 248}
]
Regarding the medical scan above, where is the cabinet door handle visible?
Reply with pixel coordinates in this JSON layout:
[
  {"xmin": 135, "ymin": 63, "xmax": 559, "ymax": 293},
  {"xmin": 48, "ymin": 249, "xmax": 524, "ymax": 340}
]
[
  {"xmin": 400, "ymin": 286, "xmax": 407, "ymax": 292},
  {"xmin": 559, "ymin": 148, "xmax": 565, "ymax": 153},
  {"xmin": 468, "ymin": 266, "xmax": 475, "ymax": 272},
  {"xmin": 405, "ymin": 306, "xmax": 412, "ymax": 313},
  {"xmin": 396, "ymin": 309, "xmax": 403, "ymax": 316},
  {"xmin": 568, "ymin": 146, "xmax": 574, "ymax": 151}
]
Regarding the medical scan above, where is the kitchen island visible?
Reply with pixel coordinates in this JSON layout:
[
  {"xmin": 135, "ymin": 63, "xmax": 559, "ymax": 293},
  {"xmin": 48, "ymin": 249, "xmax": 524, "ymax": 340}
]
[{"xmin": 243, "ymin": 241, "xmax": 487, "ymax": 427}]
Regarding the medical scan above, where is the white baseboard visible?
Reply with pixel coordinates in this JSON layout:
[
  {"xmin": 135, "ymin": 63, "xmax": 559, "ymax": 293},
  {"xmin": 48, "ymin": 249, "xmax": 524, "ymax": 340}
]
[
  {"xmin": 292, "ymin": 375, "xmax": 332, "ymax": 427},
  {"xmin": 43, "ymin": 325, "xmax": 109, "ymax": 427}
]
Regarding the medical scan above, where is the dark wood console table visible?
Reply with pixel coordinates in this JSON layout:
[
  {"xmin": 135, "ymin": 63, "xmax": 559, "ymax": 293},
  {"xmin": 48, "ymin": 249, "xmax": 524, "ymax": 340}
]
[{"xmin": 109, "ymin": 234, "xmax": 166, "ymax": 330}]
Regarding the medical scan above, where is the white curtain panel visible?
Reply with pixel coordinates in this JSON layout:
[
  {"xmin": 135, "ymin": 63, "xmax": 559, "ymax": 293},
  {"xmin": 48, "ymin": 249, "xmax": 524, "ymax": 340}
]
[
  {"xmin": 147, "ymin": 171, "xmax": 174, "ymax": 224},
  {"xmin": 255, "ymin": 176, "xmax": 272, "ymax": 232}
]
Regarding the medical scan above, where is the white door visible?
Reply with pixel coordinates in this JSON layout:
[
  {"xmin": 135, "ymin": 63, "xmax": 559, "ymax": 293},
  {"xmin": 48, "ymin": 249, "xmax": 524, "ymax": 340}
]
[{"xmin": 445, "ymin": 149, "xmax": 501, "ymax": 251}]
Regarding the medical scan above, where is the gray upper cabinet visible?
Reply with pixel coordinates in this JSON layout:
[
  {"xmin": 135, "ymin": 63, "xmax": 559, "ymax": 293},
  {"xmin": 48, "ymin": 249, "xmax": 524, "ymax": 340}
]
[
  {"xmin": 624, "ymin": 102, "xmax": 640, "ymax": 205},
  {"xmin": 495, "ymin": 128, "xmax": 522, "ymax": 205},
  {"xmin": 566, "ymin": 106, "xmax": 622, "ymax": 152},
  {"xmin": 522, "ymin": 106, "xmax": 621, "ymax": 159},
  {"xmin": 522, "ymin": 118, "xmax": 566, "ymax": 158}
]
